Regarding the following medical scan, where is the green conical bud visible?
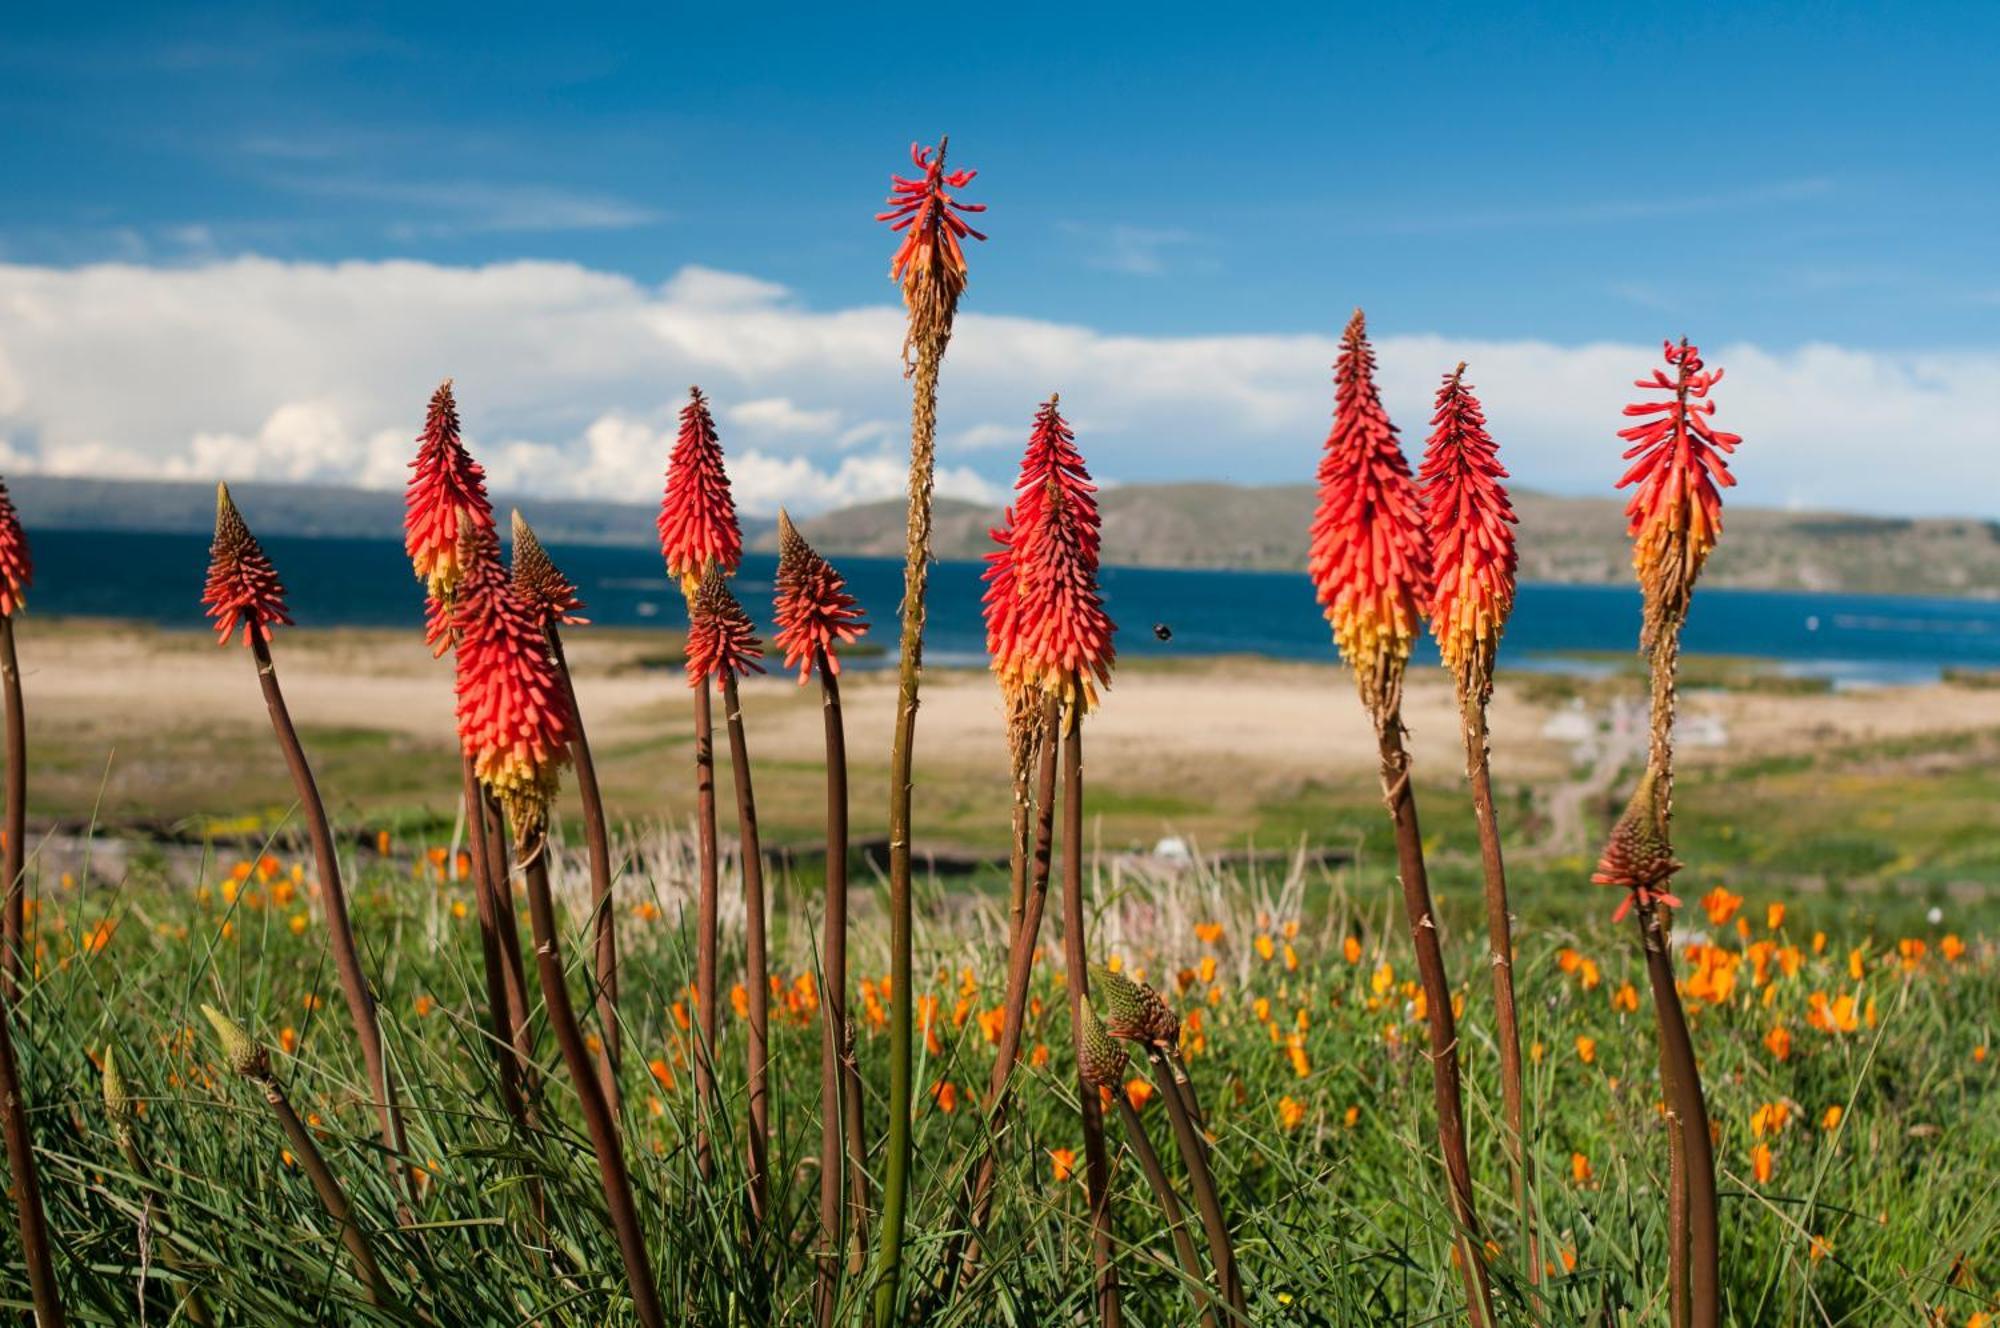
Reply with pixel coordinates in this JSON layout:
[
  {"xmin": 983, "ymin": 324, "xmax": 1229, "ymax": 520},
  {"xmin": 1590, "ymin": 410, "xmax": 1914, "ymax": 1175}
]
[
  {"xmin": 1091, "ymin": 963, "xmax": 1180, "ymax": 1046},
  {"xmin": 1077, "ymin": 1001, "xmax": 1129, "ymax": 1089},
  {"xmin": 201, "ymin": 1004, "xmax": 269, "ymax": 1080},
  {"xmin": 101, "ymin": 1045, "xmax": 133, "ymax": 1142}
]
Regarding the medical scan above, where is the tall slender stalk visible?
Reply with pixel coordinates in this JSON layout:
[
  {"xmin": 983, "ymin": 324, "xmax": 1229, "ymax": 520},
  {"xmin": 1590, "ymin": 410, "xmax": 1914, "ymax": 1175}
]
[
  {"xmin": 719, "ymin": 669, "xmax": 770, "ymax": 1225},
  {"xmin": 202, "ymin": 1006, "xmax": 395, "ymax": 1310},
  {"xmin": 1143, "ymin": 1043, "xmax": 1243, "ymax": 1322},
  {"xmin": 870, "ymin": 135, "xmax": 984, "ymax": 1326},
  {"xmin": 1462, "ymin": 698, "xmax": 1533, "ymax": 1279},
  {"xmin": 0, "ymin": 980, "xmax": 63, "ymax": 1326},
  {"xmin": 812, "ymin": 655, "xmax": 864, "ymax": 1323},
  {"xmin": 1378, "ymin": 719, "xmax": 1495, "ymax": 1326},
  {"xmin": 1, "ymin": 614, "xmax": 25, "ymax": 1003},
  {"xmin": 513, "ymin": 512, "xmax": 620, "ymax": 1112},
  {"xmin": 1113, "ymin": 1095, "xmax": 1218, "ymax": 1328},
  {"xmin": 249, "ymin": 630, "xmax": 407, "ymax": 1176},
  {"xmin": 691, "ymin": 676, "xmax": 720, "ymax": 1182},
  {"xmin": 519, "ymin": 834, "xmax": 666, "ymax": 1328},
  {"xmin": 461, "ymin": 757, "xmax": 529, "ymax": 1131},
  {"xmin": 1060, "ymin": 722, "xmax": 1122, "ymax": 1328},
  {"xmin": 960, "ymin": 695, "xmax": 1060, "ymax": 1267}
]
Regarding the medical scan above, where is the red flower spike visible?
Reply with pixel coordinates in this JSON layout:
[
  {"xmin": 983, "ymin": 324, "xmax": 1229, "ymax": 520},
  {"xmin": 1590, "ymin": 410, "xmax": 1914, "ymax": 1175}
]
[
  {"xmin": 878, "ymin": 138, "xmax": 986, "ymax": 296},
  {"xmin": 657, "ymin": 388, "xmax": 742, "ymax": 594},
  {"xmin": 511, "ymin": 510, "xmax": 588, "ymax": 629},
  {"xmin": 451, "ymin": 525, "xmax": 571, "ymax": 830},
  {"xmin": 0, "ymin": 478, "xmax": 31, "ymax": 618},
  {"xmin": 984, "ymin": 397, "xmax": 1116, "ymax": 716},
  {"xmin": 1419, "ymin": 364, "xmax": 1518, "ymax": 694},
  {"xmin": 1617, "ymin": 338, "xmax": 1742, "ymax": 642},
  {"xmin": 685, "ymin": 564, "xmax": 766, "ymax": 692},
  {"xmin": 1309, "ymin": 310, "xmax": 1430, "ymax": 711},
  {"xmin": 404, "ymin": 379, "xmax": 495, "ymax": 599},
  {"xmin": 204, "ymin": 483, "xmax": 293, "ymax": 647},
  {"xmin": 772, "ymin": 510, "xmax": 867, "ymax": 683},
  {"xmin": 1592, "ymin": 769, "xmax": 1685, "ymax": 923}
]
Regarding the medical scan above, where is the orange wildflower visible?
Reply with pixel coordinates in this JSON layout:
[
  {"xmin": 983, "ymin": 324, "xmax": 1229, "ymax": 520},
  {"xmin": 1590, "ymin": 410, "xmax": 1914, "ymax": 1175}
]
[
  {"xmin": 1048, "ymin": 1147, "xmax": 1077, "ymax": 1182},
  {"xmin": 1277, "ymin": 1095, "xmax": 1306, "ymax": 1131},
  {"xmin": 1575, "ymin": 1035, "xmax": 1597, "ymax": 1065}
]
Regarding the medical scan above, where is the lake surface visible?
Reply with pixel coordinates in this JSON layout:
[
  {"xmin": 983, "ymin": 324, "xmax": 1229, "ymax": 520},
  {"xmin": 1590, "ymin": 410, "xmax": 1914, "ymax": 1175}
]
[{"xmin": 26, "ymin": 528, "xmax": 2000, "ymax": 685}]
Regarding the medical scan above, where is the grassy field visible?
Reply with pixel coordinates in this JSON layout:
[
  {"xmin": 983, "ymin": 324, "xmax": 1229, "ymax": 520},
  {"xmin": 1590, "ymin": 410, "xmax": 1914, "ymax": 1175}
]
[{"xmin": 2, "ymin": 826, "xmax": 1995, "ymax": 1325}]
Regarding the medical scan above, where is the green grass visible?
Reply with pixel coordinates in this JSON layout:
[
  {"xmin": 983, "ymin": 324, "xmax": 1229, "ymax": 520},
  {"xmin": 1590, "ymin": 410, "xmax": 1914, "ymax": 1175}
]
[{"xmin": 2, "ymin": 831, "xmax": 1995, "ymax": 1325}]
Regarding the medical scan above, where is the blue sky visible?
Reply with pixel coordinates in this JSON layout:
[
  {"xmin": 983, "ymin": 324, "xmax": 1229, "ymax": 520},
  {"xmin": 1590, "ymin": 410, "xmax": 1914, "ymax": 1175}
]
[{"xmin": 1, "ymin": 3, "xmax": 1996, "ymax": 514}]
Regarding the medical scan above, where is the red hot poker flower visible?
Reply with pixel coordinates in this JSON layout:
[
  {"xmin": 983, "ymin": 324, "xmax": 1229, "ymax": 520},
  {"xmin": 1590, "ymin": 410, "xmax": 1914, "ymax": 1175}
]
[
  {"xmin": 0, "ymin": 478, "xmax": 31, "ymax": 618},
  {"xmin": 1309, "ymin": 310, "xmax": 1431, "ymax": 713},
  {"xmin": 979, "ymin": 504, "xmax": 1022, "ymax": 685},
  {"xmin": 772, "ymin": 510, "xmax": 867, "ymax": 683},
  {"xmin": 878, "ymin": 138, "xmax": 986, "ymax": 299},
  {"xmin": 877, "ymin": 137, "xmax": 986, "ymax": 361},
  {"xmin": 452, "ymin": 526, "xmax": 571, "ymax": 830},
  {"xmin": 657, "ymin": 388, "xmax": 742, "ymax": 594},
  {"xmin": 986, "ymin": 397, "xmax": 1115, "ymax": 716},
  {"xmin": 204, "ymin": 483, "xmax": 293, "ymax": 647},
  {"xmin": 1419, "ymin": 364, "xmax": 1518, "ymax": 695},
  {"xmin": 1617, "ymin": 338, "xmax": 1741, "ymax": 644},
  {"xmin": 511, "ymin": 510, "xmax": 589, "ymax": 629},
  {"xmin": 404, "ymin": 380, "xmax": 494, "ymax": 598},
  {"xmin": 685, "ymin": 564, "xmax": 766, "ymax": 692}
]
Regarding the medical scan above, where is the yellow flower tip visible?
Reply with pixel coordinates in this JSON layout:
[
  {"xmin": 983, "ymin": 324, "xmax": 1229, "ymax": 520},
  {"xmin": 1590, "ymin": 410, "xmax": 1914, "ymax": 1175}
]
[{"xmin": 200, "ymin": 1004, "xmax": 268, "ymax": 1079}]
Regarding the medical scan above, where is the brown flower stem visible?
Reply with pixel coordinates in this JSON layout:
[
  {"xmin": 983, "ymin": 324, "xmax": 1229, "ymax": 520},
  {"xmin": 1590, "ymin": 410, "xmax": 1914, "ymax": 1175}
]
[
  {"xmin": 1665, "ymin": 1052, "xmax": 1690, "ymax": 1328},
  {"xmin": 519, "ymin": 828, "xmax": 666, "ymax": 1328},
  {"xmin": 247, "ymin": 632, "xmax": 407, "ymax": 1185},
  {"xmin": 692, "ymin": 676, "xmax": 720, "ymax": 1184},
  {"xmin": 548, "ymin": 626, "xmax": 621, "ymax": 1116},
  {"xmin": 1059, "ymin": 721, "xmax": 1122, "ymax": 1328},
  {"xmin": 261, "ymin": 1072, "xmax": 397, "ymax": 1309},
  {"xmin": 1459, "ymin": 695, "xmax": 1535, "ymax": 1286},
  {"xmin": 461, "ymin": 759, "xmax": 529, "ymax": 1132},
  {"xmin": 958, "ymin": 694, "xmax": 1060, "ymax": 1277},
  {"xmin": 719, "ymin": 672, "xmax": 770, "ymax": 1226},
  {"xmin": 1113, "ymin": 1094, "xmax": 1218, "ymax": 1328},
  {"xmin": 870, "ymin": 335, "xmax": 944, "ymax": 1328},
  {"xmin": 0, "ymin": 983, "xmax": 64, "ymax": 1327},
  {"xmin": 814, "ymin": 655, "xmax": 860, "ymax": 1325},
  {"xmin": 480, "ymin": 791, "xmax": 540, "ymax": 1108},
  {"xmin": 1636, "ymin": 899, "xmax": 1717, "ymax": 1328},
  {"xmin": 1375, "ymin": 717, "xmax": 1494, "ymax": 1328},
  {"xmin": 0, "ymin": 615, "xmax": 26, "ymax": 1003},
  {"xmin": 1144, "ymin": 1044, "xmax": 1243, "ymax": 1322}
]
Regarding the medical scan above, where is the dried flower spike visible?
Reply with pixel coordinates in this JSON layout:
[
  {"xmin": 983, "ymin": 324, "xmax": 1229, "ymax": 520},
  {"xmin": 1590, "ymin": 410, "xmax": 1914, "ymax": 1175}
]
[
  {"xmin": 772, "ymin": 510, "xmax": 867, "ymax": 683},
  {"xmin": 1309, "ymin": 310, "xmax": 1430, "ymax": 714},
  {"xmin": 0, "ymin": 478, "xmax": 31, "ymax": 617},
  {"xmin": 511, "ymin": 510, "xmax": 588, "ymax": 628},
  {"xmin": 985, "ymin": 397, "xmax": 1116, "ymax": 717},
  {"xmin": 1618, "ymin": 338, "xmax": 1742, "ymax": 646},
  {"xmin": 686, "ymin": 564, "xmax": 766, "ymax": 691},
  {"xmin": 1420, "ymin": 365, "xmax": 1518, "ymax": 697},
  {"xmin": 452, "ymin": 527, "xmax": 572, "ymax": 831},
  {"xmin": 204, "ymin": 483, "xmax": 293, "ymax": 647},
  {"xmin": 657, "ymin": 388, "xmax": 741, "ymax": 594}
]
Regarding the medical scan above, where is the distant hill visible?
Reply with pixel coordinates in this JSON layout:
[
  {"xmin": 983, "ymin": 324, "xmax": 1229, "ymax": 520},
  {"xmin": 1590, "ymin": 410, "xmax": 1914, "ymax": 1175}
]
[
  {"xmin": 8, "ymin": 474, "xmax": 1995, "ymax": 598},
  {"xmin": 756, "ymin": 483, "xmax": 2000, "ymax": 599}
]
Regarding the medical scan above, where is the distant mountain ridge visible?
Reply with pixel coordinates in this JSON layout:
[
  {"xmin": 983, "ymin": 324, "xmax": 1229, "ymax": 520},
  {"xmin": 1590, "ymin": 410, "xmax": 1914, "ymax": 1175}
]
[{"xmin": 7, "ymin": 474, "xmax": 1995, "ymax": 598}]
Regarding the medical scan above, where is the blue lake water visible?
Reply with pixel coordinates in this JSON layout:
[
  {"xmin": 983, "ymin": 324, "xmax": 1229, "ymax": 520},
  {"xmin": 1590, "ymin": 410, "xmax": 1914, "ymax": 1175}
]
[{"xmin": 27, "ymin": 528, "xmax": 2000, "ymax": 685}]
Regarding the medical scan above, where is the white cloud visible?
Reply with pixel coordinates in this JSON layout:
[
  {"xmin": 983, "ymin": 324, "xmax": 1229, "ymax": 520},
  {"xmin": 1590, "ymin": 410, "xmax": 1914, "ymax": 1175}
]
[{"xmin": 0, "ymin": 254, "xmax": 1994, "ymax": 519}]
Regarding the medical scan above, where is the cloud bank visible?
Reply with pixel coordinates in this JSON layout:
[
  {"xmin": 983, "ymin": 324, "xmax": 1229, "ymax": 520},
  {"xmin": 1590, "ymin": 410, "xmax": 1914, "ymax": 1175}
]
[{"xmin": 0, "ymin": 256, "xmax": 1993, "ymax": 518}]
